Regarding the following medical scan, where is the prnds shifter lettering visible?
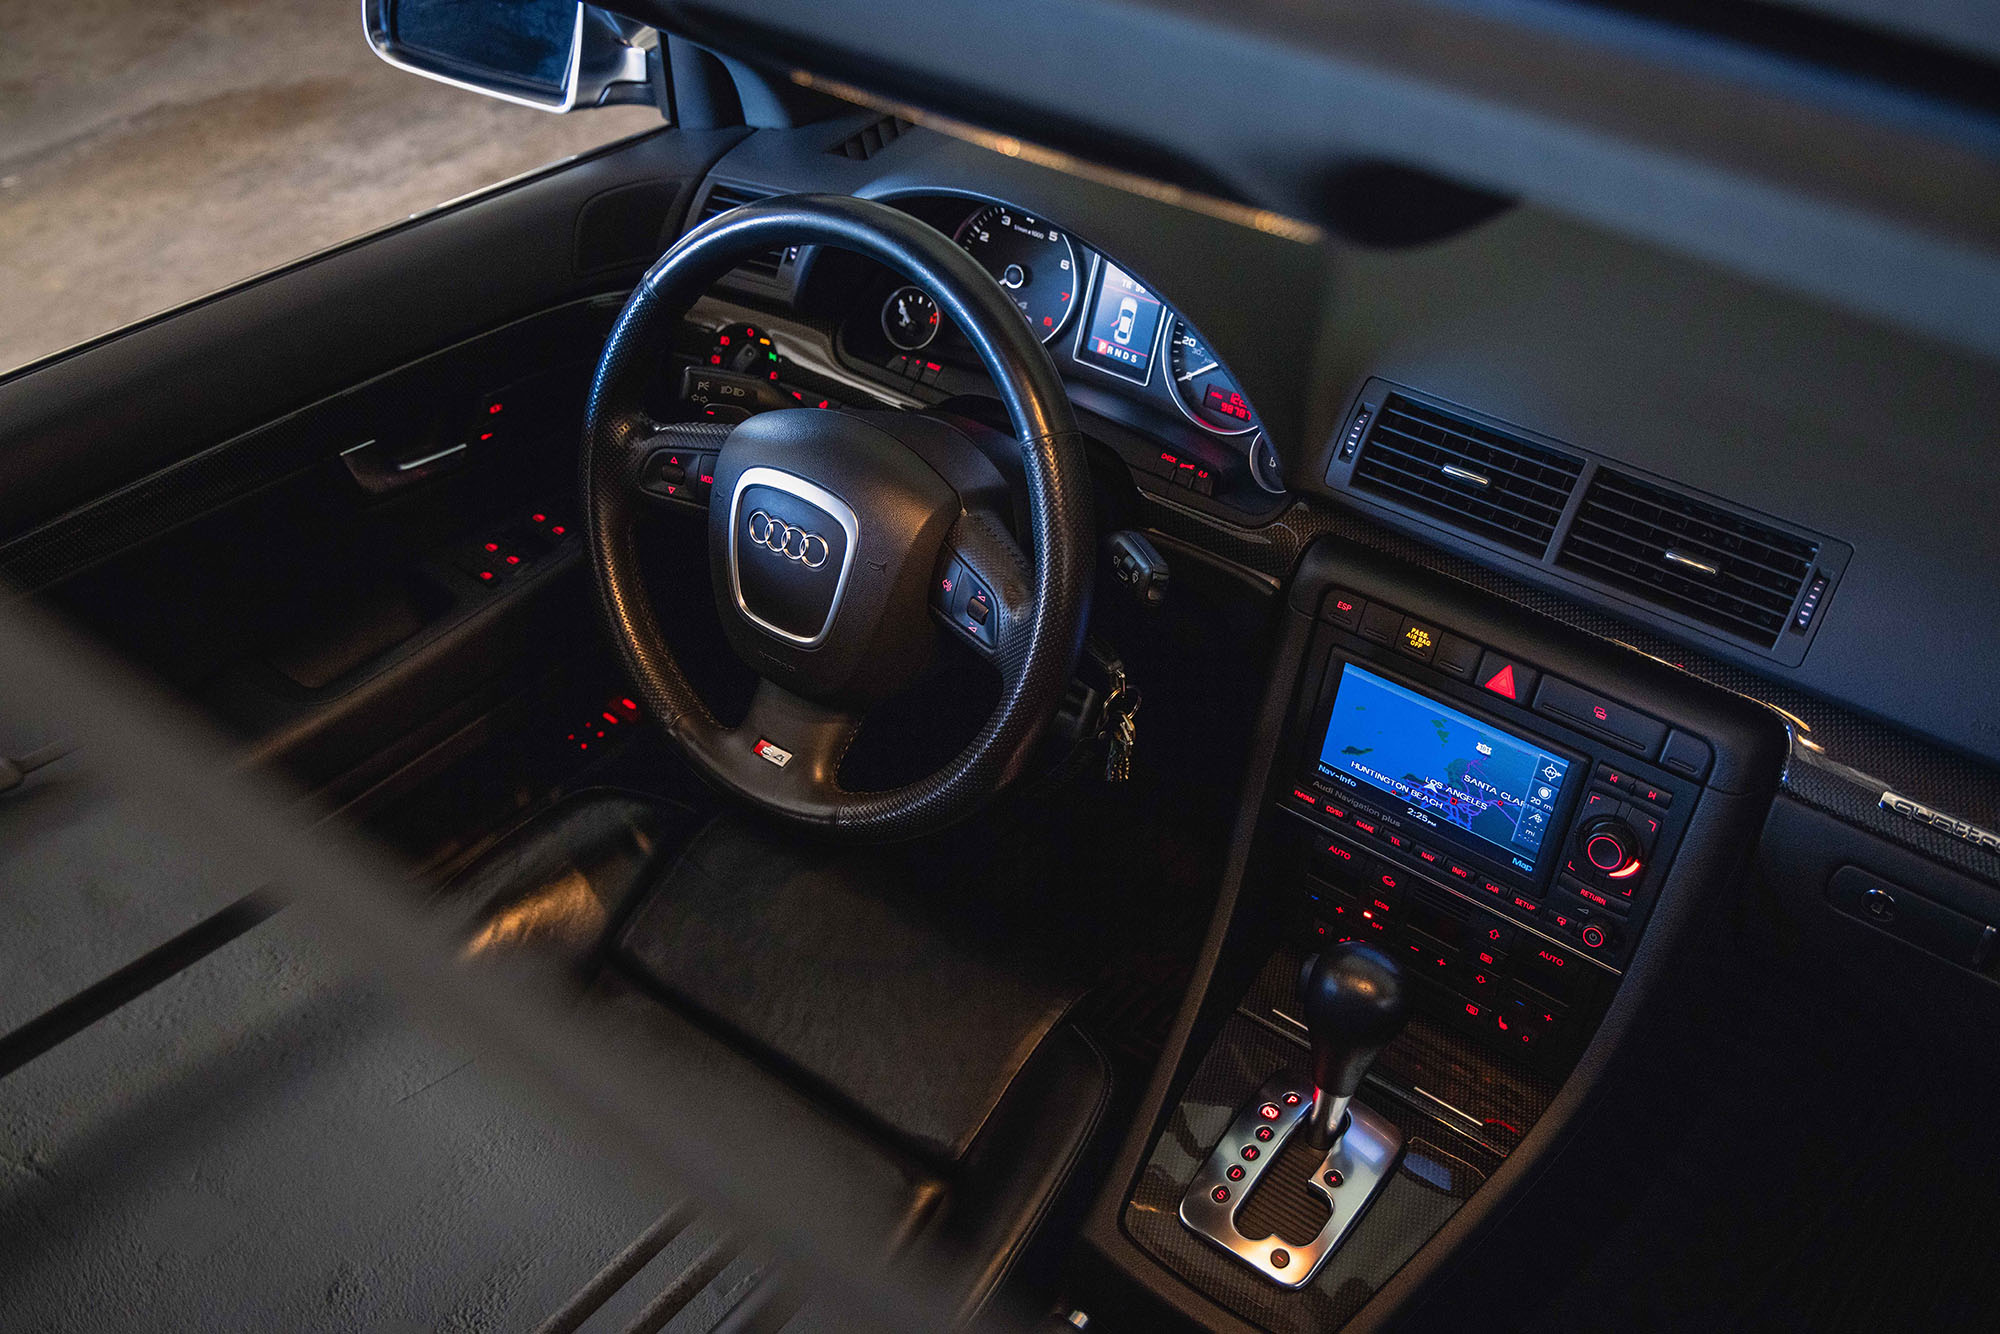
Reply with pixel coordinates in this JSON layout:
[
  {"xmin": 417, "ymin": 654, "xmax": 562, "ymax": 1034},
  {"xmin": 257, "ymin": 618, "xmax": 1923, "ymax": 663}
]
[{"xmin": 1880, "ymin": 791, "xmax": 2000, "ymax": 856}]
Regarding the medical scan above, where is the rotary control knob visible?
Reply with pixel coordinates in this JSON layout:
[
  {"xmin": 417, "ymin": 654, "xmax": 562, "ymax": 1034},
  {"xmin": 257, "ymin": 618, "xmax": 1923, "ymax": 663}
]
[{"xmin": 1576, "ymin": 815, "xmax": 1643, "ymax": 879}]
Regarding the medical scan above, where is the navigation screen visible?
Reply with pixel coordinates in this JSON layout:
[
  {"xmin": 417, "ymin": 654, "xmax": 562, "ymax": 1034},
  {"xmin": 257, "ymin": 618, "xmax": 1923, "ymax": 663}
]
[
  {"xmin": 1316, "ymin": 664, "xmax": 1570, "ymax": 873},
  {"xmin": 1074, "ymin": 261, "xmax": 1165, "ymax": 383}
]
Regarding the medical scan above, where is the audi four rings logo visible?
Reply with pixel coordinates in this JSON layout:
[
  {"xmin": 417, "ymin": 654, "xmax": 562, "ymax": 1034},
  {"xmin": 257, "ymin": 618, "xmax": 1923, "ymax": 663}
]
[{"xmin": 746, "ymin": 510, "xmax": 829, "ymax": 568}]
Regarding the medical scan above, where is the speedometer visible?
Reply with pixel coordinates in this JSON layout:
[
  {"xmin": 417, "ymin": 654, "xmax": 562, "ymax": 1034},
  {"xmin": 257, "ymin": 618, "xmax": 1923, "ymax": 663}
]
[
  {"xmin": 953, "ymin": 203, "xmax": 1077, "ymax": 343},
  {"xmin": 1166, "ymin": 316, "xmax": 1260, "ymax": 435}
]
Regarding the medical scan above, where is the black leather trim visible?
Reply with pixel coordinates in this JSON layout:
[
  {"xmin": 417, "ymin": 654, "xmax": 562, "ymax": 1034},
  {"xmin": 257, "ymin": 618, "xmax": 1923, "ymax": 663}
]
[
  {"xmin": 918, "ymin": 1022, "xmax": 1114, "ymax": 1326},
  {"xmin": 616, "ymin": 812, "xmax": 1088, "ymax": 1164}
]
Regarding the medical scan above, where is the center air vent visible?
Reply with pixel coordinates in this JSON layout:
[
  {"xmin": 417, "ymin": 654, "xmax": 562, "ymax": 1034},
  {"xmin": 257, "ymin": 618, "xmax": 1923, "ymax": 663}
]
[
  {"xmin": 693, "ymin": 183, "xmax": 792, "ymax": 281},
  {"xmin": 1557, "ymin": 470, "xmax": 1818, "ymax": 648},
  {"xmin": 1351, "ymin": 394, "xmax": 1584, "ymax": 557}
]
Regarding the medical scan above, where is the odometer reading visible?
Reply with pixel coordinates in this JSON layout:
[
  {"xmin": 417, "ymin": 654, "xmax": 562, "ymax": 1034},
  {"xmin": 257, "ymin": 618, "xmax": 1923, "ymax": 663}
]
[
  {"xmin": 954, "ymin": 204, "xmax": 1076, "ymax": 343},
  {"xmin": 1167, "ymin": 316, "xmax": 1260, "ymax": 436}
]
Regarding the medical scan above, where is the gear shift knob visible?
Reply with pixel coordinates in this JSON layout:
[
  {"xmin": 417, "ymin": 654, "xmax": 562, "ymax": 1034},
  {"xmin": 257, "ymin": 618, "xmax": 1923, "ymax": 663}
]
[{"xmin": 1299, "ymin": 942, "xmax": 1410, "ymax": 1150}]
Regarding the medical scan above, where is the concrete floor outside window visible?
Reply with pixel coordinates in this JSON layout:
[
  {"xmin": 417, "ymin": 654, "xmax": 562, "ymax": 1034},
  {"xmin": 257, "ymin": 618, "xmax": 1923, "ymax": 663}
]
[{"xmin": 0, "ymin": 0, "xmax": 663, "ymax": 375}]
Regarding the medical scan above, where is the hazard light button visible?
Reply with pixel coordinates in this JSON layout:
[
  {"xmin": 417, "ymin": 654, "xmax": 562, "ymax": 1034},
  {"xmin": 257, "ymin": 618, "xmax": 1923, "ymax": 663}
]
[{"xmin": 1476, "ymin": 651, "xmax": 1540, "ymax": 704}]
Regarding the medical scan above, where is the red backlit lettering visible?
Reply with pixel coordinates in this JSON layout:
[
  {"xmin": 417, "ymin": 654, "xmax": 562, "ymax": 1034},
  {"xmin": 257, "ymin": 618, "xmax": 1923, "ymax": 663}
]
[{"xmin": 1202, "ymin": 385, "xmax": 1255, "ymax": 422}]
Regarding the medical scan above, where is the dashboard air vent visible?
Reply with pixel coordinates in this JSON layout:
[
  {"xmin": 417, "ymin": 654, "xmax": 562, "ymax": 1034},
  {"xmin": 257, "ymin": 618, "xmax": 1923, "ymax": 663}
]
[
  {"xmin": 1352, "ymin": 394, "xmax": 1584, "ymax": 557},
  {"xmin": 1557, "ymin": 470, "xmax": 1818, "ymax": 648},
  {"xmin": 831, "ymin": 117, "xmax": 913, "ymax": 160},
  {"xmin": 693, "ymin": 183, "xmax": 790, "ymax": 280}
]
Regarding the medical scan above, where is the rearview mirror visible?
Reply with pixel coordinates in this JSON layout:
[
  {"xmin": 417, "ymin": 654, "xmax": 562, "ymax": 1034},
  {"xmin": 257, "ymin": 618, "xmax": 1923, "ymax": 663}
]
[{"xmin": 362, "ymin": 0, "xmax": 657, "ymax": 112}]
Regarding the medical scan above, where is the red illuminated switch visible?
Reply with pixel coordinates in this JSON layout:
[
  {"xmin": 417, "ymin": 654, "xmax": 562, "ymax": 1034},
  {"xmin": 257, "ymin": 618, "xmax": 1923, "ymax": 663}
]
[
  {"xmin": 1322, "ymin": 589, "xmax": 1366, "ymax": 629},
  {"xmin": 1476, "ymin": 651, "xmax": 1539, "ymax": 703},
  {"xmin": 1493, "ymin": 1009, "xmax": 1540, "ymax": 1048}
]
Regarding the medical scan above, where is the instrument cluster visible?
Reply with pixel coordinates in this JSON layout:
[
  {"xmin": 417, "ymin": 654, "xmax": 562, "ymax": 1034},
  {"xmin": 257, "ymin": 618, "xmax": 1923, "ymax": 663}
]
[{"xmin": 840, "ymin": 195, "xmax": 1286, "ymax": 498}]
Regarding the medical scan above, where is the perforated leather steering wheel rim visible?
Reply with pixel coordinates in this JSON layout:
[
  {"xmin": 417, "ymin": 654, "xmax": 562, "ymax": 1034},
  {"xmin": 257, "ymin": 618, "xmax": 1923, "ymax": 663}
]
[{"xmin": 581, "ymin": 193, "xmax": 1093, "ymax": 841}]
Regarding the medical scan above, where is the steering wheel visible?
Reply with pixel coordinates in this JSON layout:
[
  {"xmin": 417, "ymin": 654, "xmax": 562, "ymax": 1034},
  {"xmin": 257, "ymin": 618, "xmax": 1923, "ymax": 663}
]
[{"xmin": 581, "ymin": 194, "xmax": 1094, "ymax": 841}]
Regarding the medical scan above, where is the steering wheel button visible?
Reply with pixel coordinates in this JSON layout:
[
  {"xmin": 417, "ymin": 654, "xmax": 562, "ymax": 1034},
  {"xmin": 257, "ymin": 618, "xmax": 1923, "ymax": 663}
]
[{"xmin": 935, "ymin": 559, "xmax": 967, "ymax": 614}]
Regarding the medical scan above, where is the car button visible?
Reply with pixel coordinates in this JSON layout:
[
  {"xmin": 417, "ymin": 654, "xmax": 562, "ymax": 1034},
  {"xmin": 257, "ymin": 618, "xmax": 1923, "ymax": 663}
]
[
  {"xmin": 1534, "ymin": 676, "xmax": 1668, "ymax": 756},
  {"xmin": 1322, "ymin": 588, "xmax": 1366, "ymax": 629},
  {"xmin": 1660, "ymin": 730, "xmax": 1713, "ymax": 781},
  {"xmin": 1620, "ymin": 801, "xmax": 1664, "ymax": 853},
  {"xmin": 1433, "ymin": 633, "xmax": 1482, "ymax": 681},
  {"xmin": 1395, "ymin": 616, "xmax": 1440, "ymax": 663},
  {"xmin": 1475, "ymin": 651, "xmax": 1538, "ymax": 704},
  {"xmin": 1358, "ymin": 602, "xmax": 1402, "ymax": 645}
]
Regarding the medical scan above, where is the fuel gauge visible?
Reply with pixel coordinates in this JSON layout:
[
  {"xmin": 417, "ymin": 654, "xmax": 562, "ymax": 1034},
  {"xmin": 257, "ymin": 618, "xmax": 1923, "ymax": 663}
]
[{"xmin": 881, "ymin": 284, "xmax": 940, "ymax": 351}]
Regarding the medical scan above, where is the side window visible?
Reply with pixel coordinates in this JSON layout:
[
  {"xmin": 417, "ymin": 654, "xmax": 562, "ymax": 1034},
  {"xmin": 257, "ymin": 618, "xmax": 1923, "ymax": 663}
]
[{"xmin": 0, "ymin": 2, "xmax": 662, "ymax": 377}]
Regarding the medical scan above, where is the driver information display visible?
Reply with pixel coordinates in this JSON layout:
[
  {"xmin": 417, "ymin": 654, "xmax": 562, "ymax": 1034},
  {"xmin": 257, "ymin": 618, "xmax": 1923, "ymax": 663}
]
[
  {"xmin": 1075, "ymin": 260, "xmax": 1165, "ymax": 383},
  {"xmin": 1317, "ymin": 665, "xmax": 1569, "ymax": 871}
]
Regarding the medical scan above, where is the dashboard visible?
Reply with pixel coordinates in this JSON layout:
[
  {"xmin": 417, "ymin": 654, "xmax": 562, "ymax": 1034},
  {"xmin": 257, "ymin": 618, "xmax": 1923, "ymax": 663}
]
[
  {"xmin": 670, "ymin": 185, "xmax": 1294, "ymax": 510},
  {"xmin": 654, "ymin": 115, "xmax": 2000, "ymax": 910}
]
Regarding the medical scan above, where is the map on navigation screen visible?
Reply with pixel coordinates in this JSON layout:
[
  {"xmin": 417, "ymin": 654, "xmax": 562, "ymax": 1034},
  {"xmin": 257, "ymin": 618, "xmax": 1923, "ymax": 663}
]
[{"xmin": 1317, "ymin": 665, "xmax": 1569, "ymax": 865}]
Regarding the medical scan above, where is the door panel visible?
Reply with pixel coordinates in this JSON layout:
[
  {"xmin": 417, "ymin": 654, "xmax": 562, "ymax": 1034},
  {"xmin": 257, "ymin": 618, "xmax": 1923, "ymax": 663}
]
[
  {"xmin": 0, "ymin": 124, "xmax": 745, "ymax": 798},
  {"xmin": 0, "ymin": 127, "xmax": 744, "ymax": 540}
]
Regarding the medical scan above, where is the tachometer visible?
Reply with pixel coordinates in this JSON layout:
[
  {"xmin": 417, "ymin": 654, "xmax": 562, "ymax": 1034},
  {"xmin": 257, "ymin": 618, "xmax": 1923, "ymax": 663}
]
[
  {"xmin": 953, "ymin": 203, "xmax": 1077, "ymax": 342},
  {"xmin": 1166, "ymin": 316, "xmax": 1260, "ymax": 435}
]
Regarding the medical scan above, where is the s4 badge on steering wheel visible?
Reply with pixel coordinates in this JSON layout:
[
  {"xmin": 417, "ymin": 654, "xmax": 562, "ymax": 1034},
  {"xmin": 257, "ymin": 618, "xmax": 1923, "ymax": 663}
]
[{"xmin": 753, "ymin": 738, "xmax": 794, "ymax": 768}]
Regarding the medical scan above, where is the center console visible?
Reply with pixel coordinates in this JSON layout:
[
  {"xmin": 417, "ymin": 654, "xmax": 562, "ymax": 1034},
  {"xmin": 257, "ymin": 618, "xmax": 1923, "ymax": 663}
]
[
  {"xmin": 1083, "ymin": 537, "xmax": 1783, "ymax": 1334},
  {"xmin": 1276, "ymin": 581, "xmax": 1708, "ymax": 1075}
]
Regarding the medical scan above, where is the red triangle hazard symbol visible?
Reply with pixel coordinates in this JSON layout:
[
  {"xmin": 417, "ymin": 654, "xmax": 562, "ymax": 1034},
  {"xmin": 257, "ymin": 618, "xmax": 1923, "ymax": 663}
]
[{"xmin": 1483, "ymin": 664, "xmax": 1518, "ymax": 699}]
